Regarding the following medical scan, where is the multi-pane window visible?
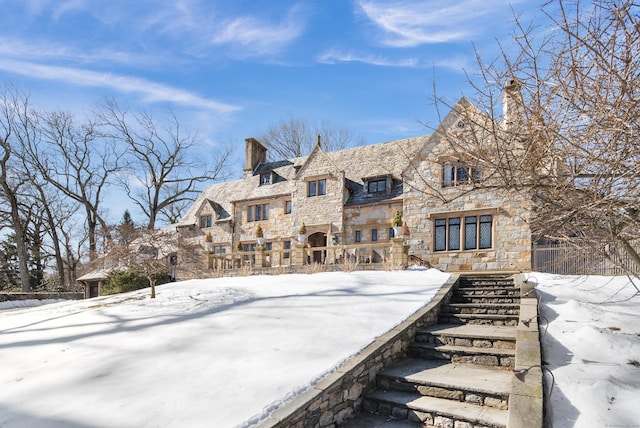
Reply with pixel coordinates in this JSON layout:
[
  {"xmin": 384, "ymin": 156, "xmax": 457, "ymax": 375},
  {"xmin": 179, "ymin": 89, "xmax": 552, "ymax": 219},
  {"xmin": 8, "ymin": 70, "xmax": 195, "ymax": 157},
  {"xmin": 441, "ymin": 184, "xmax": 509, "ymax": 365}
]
[
  {"xmin": 248, "ymin": 203, "xmax": 269, "ymax": 222},
  {"xmin": 442, "ymin": 161, "xmax": 482, "ymax": 187},
  {"xmin": 200, "ymin": 215, "xmax": 212, "ymax": 228},
  {"xmin": 283, "ymin": 240, "xmax": 291, "ymax": 259},
  {"xmin": 434, "ymin": 214, "xmax": 493, "ymax": 251},
  {"xmin": 372, "ymin": 229, "xmax": 378, "ymax": 242},
  {"xmin": 355, "ymin": 230, "xmax": 361, "ymax": 243},
  {"xmin": 259, "ymin": 172, "xmax": 272, "ymax": 186},
  {"xmin": 308, "ymin": 179, "xmax": 327, "ymax": 197},
  {"xmin": 367, "ymin": 179, "xmax": 386, "ymax": 194},
  {"xmin": 243, "ymin": 243, "xmax": 257, "ymax": 262},
  {"xmin": 213, "ymin": 245, "xmax": 226, "ymax": 254},
  {"xmin": 284, "ymin": 200, "xmax": 292, "ymax": 215}
]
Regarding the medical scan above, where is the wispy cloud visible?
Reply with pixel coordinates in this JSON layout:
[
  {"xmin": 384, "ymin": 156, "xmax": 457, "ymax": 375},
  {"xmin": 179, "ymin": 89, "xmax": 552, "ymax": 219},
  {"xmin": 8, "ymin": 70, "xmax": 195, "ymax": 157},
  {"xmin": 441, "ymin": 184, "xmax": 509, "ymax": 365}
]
[
  {"xmin": 0, "ymin": 59, "xmax": 240, "ymax": 113},
  {"xmin": 357, "ymin": 0, "xmax": 523, "ymax": 47},
  {"xmin": 0, "ymin": 38, "xmax": 166, "ymax": 69},
  {"xmin": 208, "ymin": 6, "xmax": 306, "ymax": 57},
  {"xmin": 317, "ymin": 49, "xmax": 419, "ymax": 67}
]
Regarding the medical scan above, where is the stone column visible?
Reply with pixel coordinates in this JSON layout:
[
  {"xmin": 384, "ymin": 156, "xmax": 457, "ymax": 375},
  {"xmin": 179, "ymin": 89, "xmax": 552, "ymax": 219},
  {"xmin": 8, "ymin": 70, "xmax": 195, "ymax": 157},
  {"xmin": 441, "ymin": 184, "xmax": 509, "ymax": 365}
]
[
  {"xmin": 293, "ymin": 243, "xmax": 306, "ymax": 267},
  {"xmin": 255, "ymin": 246, "xmax": 267, "ymax": 268},
  {"xmin": 391, "ymin": 237, "xmax": 408, "ymax": 268}
]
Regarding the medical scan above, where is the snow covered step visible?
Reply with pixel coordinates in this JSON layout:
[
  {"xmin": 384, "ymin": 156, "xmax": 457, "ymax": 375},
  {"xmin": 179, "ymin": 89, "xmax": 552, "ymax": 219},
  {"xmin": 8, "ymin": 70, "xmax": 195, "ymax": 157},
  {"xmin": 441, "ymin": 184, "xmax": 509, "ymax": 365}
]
[
  {"xmin": 363, "ymin": 390, "xmax": 508, "ymax": 428},
  {"xmin": 415, "ymin": 324, "xmax": 516, "ymax": 350},
  {"xmin": 408, "ymin": 342, "xmax": 515, "ymax": 368},
  {"xmin": 376, "ymin": 359, "xmax": 511, "ymax": 410},
  {"xmin": 443, "ymin": 302, "xmax": 520, "ymax": 315}
]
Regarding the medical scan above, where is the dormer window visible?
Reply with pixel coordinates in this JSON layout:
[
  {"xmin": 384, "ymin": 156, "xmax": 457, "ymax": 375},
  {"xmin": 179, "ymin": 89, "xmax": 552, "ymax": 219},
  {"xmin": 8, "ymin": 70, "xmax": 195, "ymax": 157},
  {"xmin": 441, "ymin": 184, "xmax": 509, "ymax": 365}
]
[
  {"xmin": 442, "ymin": 161, "xmax": 482, "ymax": 187},
  {"xmin": 259, "ymin": 172, "xmax": 272, "ymax": 186},
  {"xmin": 364, "ymin": 175, "xmax": 390, "ymax": 195},
  {"xmin": 368, "ymin": 179, "xmax": 387, "ymax": 194}
]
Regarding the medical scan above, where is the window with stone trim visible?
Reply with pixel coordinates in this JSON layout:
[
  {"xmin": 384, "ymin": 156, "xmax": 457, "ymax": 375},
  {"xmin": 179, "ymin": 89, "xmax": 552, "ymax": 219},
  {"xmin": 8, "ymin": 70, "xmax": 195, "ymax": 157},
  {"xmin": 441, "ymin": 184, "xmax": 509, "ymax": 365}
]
[
  {"xmin": 200, "ymin": 215, "xmax": 212, "ymax": 228},
  {"xmin": 355, "ymin": 230, "xmax": 361, "ymax": 243},
  {"xmin": 308, "ymin": 179, "xmax": 326, "ymax": 197},
  {"xmin": 284, "ymin": 200, "xmax": 292, "ymax": 215},
  {"xmin": 442, "ymin": 160, "xmax": 482, "ymax": 187},
  {"xmin": 248, "ymin": 203, "xmax": 269, "ymax": 222},
  {"xmin": 212, "ymin": 245, "xmax": 226, "ymax": 254},
  {"xmin": 371, "ymin": 228, "xmax": 378, "ymax": 242},
  {"xmin": 434, "ymin": 214, "xmax": 493, "ymax": 251},
  {"xmin": 283, "ymin": 240, "xmax": 291, "ymax": 259}
]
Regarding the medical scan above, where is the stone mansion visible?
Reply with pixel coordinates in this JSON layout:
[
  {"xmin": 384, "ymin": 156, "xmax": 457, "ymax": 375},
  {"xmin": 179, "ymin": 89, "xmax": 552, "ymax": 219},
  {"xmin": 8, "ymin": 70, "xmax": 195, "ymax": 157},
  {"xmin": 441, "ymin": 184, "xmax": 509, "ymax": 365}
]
[{"xmin": 175, "ymin": 96, "xmax": 532, "ymax": 275}]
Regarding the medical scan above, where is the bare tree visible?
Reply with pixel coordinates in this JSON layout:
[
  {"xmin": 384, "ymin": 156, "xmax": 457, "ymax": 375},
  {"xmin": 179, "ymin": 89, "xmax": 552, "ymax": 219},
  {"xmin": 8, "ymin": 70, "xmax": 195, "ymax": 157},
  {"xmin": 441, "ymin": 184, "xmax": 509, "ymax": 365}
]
[
  {"xmin": 0, "ymin": 86, "xmax": 35, "ymax": 291},
  {"xmin": 25, "ymin": 110, "xmax": 123, "ymax": 261},
  {"xmin": 98, "ymin": 99, "xmax": 231, "ymax": 230},
  {"xmin": 432, "ymin": 0, "xmax": 640, "ymax": 274},
  {"xmin": 258, "ymin": 115, "xmax": 356, "ymax": 160}
]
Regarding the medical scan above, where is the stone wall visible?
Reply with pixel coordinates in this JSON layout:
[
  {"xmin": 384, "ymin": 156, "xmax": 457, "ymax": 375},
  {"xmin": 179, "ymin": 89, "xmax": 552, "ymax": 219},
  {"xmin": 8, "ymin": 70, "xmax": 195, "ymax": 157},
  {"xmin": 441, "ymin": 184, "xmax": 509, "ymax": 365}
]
[
  {"xmin": 402, "ymin": 124, "xmax": 532, "ymax": 272},
  {"xmin": 0, "ymin": 292, "xmax": 84, "ymax": 302},
  {"xmin": 257, "ymin": 275, "xmax": 458, "ymax": 428},
  {"xmin": 343, "ymin": 202, "xmax": 402, "ymax": 245}
]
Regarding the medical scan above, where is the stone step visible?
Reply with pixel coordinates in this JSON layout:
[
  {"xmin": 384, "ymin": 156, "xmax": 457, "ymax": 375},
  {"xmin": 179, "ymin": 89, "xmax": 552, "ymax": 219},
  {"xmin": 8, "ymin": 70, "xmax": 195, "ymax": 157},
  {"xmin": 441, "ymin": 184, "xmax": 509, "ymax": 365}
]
[
  {"xmin": 443, "ymin": 303, "xmax": 520, "ymax": 315},
  {"xmin": 363, "ymin": 390, "xmax": 508, "ymax": 428},
  {"xmin": 453, "ymin": 294, "xmax": 521, "ymax": 304},
  {"xmin": 456, "ymin": 286, "xmax": 521, "ymax": 296},
  {"xmin": 377, "ymin": 359, "xmax": 511, "ymax": 410},
  {"xmin": 415, "ymin": 324, "xmax": 516, "ymax": 349},
  {"xmin": 341, "ymin": 413, "xmax": 421, "ymax": 427},
  {"xmin": 439, "ymin": 313, "xmax": 519, "ymax": 327},
  {"xmin": 459, "ymin": 277, "xmax": 515, "ymax": 287},
  {"xmin": 408, "ymin": 342, "xmax": 515, "ymax": 368}
]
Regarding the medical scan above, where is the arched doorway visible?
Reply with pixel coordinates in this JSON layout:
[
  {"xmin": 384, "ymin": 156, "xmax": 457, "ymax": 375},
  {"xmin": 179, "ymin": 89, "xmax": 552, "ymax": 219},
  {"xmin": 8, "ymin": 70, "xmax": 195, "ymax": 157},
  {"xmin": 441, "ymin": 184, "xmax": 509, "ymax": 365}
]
[{"xmin": 308, "ymin": 232, "xmax": 327, "ymax": 264}]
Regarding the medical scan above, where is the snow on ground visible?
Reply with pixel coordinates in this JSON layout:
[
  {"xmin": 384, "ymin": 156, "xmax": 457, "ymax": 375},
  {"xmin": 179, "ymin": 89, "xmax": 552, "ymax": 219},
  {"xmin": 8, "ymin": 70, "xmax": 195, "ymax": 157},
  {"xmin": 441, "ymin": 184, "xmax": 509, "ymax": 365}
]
[
  {"xmin": 0, "ymin": 269, "xmax": 449, "ymax": 428},
  {"xmin": 0, "ymin": 299, "xmax": 67, "ymax": 311},
  {"xmin": 2, "ymin": 271, "xmax": 638, "ymax": 428},
  {"xmin": 531, "ymin": 273, "xmax": 640, "ymax": 428}
]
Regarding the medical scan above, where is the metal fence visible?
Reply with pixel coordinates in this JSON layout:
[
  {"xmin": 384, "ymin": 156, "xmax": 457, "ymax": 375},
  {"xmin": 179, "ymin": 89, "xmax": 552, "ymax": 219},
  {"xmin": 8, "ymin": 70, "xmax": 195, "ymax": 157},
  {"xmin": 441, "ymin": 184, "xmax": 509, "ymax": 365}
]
[{"xmin": 532, "ymin": 243, "xmax": 639, "ymax": 276}]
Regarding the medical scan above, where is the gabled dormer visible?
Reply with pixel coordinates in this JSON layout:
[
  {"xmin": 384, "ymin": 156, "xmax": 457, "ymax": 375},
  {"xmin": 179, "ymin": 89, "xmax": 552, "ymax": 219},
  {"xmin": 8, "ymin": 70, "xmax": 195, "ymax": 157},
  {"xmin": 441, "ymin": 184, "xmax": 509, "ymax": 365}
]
[{"xmin": 196, "ymin": 199, "xmax": 230, "ymax": 229}]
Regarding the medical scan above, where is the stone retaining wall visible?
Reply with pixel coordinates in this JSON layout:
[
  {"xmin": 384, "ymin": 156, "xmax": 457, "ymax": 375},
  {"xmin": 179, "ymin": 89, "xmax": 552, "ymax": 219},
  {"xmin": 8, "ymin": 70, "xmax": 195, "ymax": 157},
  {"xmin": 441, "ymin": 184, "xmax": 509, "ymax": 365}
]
[
  {"xmin": 0, "ymin": 292, "xmax": 84, "ymax": 302},
  {"xmin": 257, "ymin": 274, "xmax": 459, "ymax": 428},
  {"xmin": 508, "ymin": 274, "xmax": 544, "ymax": 428}
]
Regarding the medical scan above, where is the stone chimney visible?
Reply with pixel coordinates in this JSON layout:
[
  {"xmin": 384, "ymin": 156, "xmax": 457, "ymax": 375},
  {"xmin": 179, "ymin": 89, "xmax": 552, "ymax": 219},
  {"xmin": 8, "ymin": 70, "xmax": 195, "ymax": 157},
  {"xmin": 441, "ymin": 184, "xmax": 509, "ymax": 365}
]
[
  {"xmin": 503, "ymin": 78, "xmax": 523, "ymax": 128},
  {"xmin": 244, "ymin": 138, "xmax": 267, "ymax": 176}
]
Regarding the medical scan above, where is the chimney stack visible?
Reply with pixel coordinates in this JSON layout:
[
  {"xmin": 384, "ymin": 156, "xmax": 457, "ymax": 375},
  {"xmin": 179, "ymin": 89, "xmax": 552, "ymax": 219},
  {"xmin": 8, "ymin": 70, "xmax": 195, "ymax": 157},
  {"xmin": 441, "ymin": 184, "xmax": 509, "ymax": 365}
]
[
  {"xmin": 244, "ymin": 138, "xmax": 267, "ymax": 176},
  {"xmin": 503, "ymin": 78, "xmax": 523, "ymax": 128}
]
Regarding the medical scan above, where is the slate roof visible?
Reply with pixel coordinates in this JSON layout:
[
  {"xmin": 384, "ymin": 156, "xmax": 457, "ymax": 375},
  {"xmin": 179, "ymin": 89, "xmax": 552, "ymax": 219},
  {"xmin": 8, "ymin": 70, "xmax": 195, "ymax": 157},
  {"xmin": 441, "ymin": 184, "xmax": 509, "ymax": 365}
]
[{"xmin": 177, "ymin": 135, "xmax": 429, "ymax": 227}]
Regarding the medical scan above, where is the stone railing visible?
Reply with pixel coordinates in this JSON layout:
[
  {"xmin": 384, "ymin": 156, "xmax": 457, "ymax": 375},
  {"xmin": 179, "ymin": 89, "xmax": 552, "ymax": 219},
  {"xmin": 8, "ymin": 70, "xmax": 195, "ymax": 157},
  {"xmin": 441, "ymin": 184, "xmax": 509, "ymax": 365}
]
[
  {"xmin": 207, "ymin": 238, "xmax": 410, "ymax": 273},
  {"xmin": 256, "ymin": 274, "xmax": 459, "ymax": 428}
]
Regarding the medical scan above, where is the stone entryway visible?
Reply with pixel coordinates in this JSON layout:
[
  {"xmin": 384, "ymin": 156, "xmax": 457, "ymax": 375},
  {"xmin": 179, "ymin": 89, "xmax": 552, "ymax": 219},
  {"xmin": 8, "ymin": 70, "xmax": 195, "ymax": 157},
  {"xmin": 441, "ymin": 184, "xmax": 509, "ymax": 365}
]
[{"xmin": 308, "ymin": 232, "xmax": 327, "ymax": 264}]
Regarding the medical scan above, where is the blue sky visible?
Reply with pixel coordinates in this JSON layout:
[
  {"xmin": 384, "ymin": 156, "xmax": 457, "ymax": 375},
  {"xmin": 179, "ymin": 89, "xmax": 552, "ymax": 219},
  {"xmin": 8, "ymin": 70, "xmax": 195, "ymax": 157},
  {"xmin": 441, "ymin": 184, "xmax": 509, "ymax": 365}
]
[{"xmin": 0, "ymin": 0, "xmax": 546, "ymax": 223}]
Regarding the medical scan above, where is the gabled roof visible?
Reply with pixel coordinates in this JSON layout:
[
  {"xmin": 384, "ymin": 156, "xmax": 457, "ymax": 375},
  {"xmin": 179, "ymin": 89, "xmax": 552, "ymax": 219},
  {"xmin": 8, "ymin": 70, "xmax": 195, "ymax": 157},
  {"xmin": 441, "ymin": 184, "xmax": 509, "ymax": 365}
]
[{"xmin": 177, "ymin": 135, "xmax": 430, "ymax": 227}]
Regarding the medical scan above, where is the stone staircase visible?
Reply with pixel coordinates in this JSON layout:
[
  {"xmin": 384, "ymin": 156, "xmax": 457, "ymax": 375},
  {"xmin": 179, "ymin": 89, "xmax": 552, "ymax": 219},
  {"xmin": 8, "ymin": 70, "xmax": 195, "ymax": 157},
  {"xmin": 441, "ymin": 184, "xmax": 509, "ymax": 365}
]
[{"xmin": 346, "ymin": 274, "xmax": 520, "ymax": 428}]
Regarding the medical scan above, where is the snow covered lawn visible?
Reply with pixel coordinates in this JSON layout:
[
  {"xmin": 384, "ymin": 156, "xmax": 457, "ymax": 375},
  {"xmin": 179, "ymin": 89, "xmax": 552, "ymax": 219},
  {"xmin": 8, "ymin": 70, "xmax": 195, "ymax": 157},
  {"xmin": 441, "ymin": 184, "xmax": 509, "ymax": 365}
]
[
  {"xmin": 2, "ymin": 271, "xmax": 638, "ymax": 428},
  {"xmin": 533, "ymin": 273, "xmax": 640, "ymax": 427},
  {"xmin": 0, "ymin": 269, "xmax": 449, "ymax": 428}
]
